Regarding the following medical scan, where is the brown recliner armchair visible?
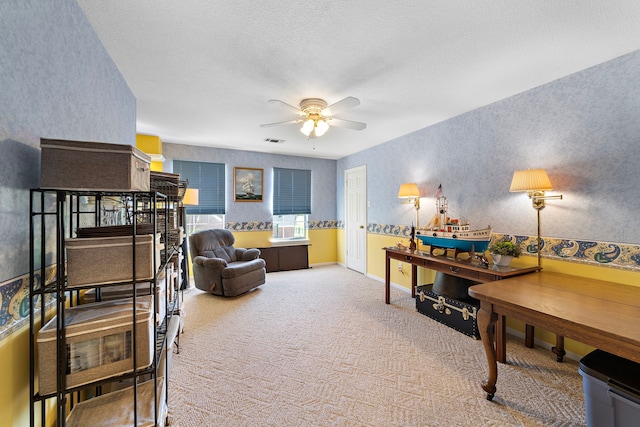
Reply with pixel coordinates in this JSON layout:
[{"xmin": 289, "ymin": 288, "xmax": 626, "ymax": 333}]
[{"xmin": 189, "ymin": 229, "xmax": 266, "ymax": 297}]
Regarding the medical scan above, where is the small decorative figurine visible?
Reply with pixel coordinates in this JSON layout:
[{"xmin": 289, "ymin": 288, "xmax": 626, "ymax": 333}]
[
  {"xmin": 409, "ymin": 225, "xmax": 417, "ymax": 251},
  {"xmin": 474, "ymin": 253, "xmax": 489, "ymax": 267}
]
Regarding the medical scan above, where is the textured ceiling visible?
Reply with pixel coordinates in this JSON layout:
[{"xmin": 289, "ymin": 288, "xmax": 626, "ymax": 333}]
[{"xmin": 76, "ymin": 0, "xmax": 640, "ymax": 160}]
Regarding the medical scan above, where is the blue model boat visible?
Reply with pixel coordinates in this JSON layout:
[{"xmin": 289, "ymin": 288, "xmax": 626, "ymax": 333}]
[{"xmin": 416, "ymin": 185, "xmax": 492, "ymax": 253}]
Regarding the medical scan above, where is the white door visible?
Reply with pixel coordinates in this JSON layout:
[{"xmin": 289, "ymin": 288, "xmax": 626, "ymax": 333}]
[{"xmin": 345, "ymin": 165, "xmax": 367, "ymax": 274}]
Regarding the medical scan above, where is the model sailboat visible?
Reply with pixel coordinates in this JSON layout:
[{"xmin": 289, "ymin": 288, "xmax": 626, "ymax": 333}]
[{"xmin": 416, "ymin": 185, "xmax": 492, "ymax": 253}]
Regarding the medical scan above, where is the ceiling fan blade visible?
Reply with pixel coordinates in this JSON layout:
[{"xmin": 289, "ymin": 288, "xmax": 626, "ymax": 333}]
[
  {"xmin": 328, "ymin": 117, "xmax": 367, "ymax": 131},
  {"xmin": 268, "ymin": 99, "xmax": 305, "ymax": 115},
  {"xmin": 260, "ymin": 119, "xmax": 303, "ymax": 128},
  {"xmin": 321, "ymin": 96, "xmax": 360, "ymax": 116}
]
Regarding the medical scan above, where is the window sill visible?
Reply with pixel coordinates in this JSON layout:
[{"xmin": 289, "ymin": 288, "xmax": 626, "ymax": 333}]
[{"xmin": 269, "ymin": 239, "xmax": 310, "ymax": 247}]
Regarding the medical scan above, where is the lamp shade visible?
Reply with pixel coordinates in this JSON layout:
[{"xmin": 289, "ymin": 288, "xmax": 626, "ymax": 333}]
[
  {"xmin": 183, "ymin": 188, "xmax": 199, "ymax": 205},
  {"xmin": 398, "ymin": 183, "xmax": 420, "ymax": 198},
  {"xmin": 509, "ymin": 169, "xmax": 553, "ymax": 192}
]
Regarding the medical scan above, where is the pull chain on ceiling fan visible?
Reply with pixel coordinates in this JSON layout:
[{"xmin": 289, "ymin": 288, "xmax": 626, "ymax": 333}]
[{"xmin": 260, "ymin": 96, "xmax": 367, "ymax": 139}]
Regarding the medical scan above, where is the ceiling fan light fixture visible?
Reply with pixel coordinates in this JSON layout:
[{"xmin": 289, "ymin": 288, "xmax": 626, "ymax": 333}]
[
  {"xmin": 300, "ymin": 118, "xmax": 315, "ymax": 136},
  {"xmin": 315, "ymin": 119, "xmax": 329, "ymax": 137},
  {"xmin": 264, "ymin": 96, "xmax": 365, "ymax": 140}
]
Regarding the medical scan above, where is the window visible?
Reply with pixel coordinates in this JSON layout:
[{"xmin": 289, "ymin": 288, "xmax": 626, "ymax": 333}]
[
  {"xmin": 272, "ymin": 168, "xmax": 311, "ymax": 242},
  {"xmin": 185, "ymin": 213, "xmax": 225, "ymax": 235},
  {"xmin": 272, "ymin": 214, "xmax": 308, "ymax": 239},
  {"xmin": 173, "ymin": 160, "xmax": 226, "ymax": 234}
]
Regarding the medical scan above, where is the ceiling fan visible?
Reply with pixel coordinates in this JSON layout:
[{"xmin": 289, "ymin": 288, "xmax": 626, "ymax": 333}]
[{"xmin": 260, "ymin": 96, "xmax": 367, "ymax": 138}]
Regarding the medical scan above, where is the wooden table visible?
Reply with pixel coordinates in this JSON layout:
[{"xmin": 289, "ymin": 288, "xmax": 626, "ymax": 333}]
[
  {"xmin": 384, "ymin": 247, "xmax": 540, "ymax": 349},
  {"xmin": 384, "ymin": 247, "xmax": 540, "ymax": 303},
  {"xmin": 469, "ymin": 271, "xmax": 640, "ymax": 400}
]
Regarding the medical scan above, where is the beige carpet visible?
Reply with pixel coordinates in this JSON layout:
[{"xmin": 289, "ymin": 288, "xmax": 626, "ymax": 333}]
[{"xmin": 167, "ymin": 264, "xmax": 586, "ymax": 426}]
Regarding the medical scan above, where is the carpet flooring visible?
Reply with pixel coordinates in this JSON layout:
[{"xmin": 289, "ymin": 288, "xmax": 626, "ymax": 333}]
[{"xmin": 167, "ymin": 264, "xmax": 586, "ymax": 426}]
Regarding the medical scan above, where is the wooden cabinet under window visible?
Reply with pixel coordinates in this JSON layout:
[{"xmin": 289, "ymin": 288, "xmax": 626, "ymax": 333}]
[{"xmin": 259, "ymin": 245, "xmax": 309, "ymax": 272}]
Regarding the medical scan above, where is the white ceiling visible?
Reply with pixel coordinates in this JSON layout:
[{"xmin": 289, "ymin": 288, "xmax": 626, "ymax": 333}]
[{"xmin": 76, "ymin": 0, "xmax": 640, "ymax": 160}]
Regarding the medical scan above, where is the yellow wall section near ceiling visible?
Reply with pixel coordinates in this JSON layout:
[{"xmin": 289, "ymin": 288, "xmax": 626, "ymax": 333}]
[
  {"xmin": 136, "ymin": 134, "xmax": 162, "ymax": 153},
  {"xmin": 149, "ymin": 161, "xmax": 164, "ymax": 172},
  {"xmin": 136, "ymin": 134, "xmax": 164, "ymax": 172}
]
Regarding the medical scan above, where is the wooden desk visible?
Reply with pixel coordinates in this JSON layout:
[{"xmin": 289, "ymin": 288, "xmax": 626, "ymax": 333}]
[
  {"xmin": 469, "ymin": 271, "xmax": 640, "ymax": 400},
  {"xmin": 384, "ymin": 247, "xmax": 540, "ymax": 349}
]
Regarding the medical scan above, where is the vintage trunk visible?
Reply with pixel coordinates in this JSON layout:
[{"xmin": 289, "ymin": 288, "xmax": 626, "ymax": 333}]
[
  {"xmin": 66, "ymin": 233, "xmax": 161, "ymax": 287},
  {"xmin": 40, "ymin": 138, "xmax": 151, "ymax": 191},
  {"xmin": 415, "ymin": 284, "xmax": 481, "ymax": 339},
  {"xmin": 37, "ymin": 297, "xmax": 154, "ymax": 395}
]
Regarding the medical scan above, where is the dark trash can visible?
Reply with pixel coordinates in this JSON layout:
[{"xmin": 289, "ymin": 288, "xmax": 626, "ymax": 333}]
[{"xmin": 579, "ymin": 350, "xmax": 640, "ymax": 427}]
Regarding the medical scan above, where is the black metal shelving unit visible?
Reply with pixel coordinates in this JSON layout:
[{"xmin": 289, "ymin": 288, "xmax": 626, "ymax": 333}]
[{"xmin": 29, "ymin": 189, "xmax": 180, "ymax": 427}]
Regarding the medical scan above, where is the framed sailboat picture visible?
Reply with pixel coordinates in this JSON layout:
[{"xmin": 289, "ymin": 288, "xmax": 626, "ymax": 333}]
[{"xmin": 234, "ymin": 167, "xmax": 263, "ymax": 202}]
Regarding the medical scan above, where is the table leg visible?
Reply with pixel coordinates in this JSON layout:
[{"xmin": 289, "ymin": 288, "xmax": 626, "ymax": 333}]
[
  {"xmin": 525, "ymin": 324, "xmax": 535, "ymax": 348},
  {"xmin": 496, "ymin": 314, "xmax": 507, "ymax": 363},
  {"xmin": 552, "ymin": 335, "xmax": 566, "ymax": 362},
  {"xmin": 385, "ymin": 253, "xmax": 391, "ymax": 304},
  {"xmin": 411, "ymin": 264, "xmax": 417, "ymax": 298},
  {"xmin": 477, "ymin": 301, "xmax": 499, "ymax": 400}
]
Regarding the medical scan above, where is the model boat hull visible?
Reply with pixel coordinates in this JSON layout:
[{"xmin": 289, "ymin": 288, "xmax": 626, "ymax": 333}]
[{"xmin": 416, "ymin": 228, "xmax": 492, "ymax": 253}]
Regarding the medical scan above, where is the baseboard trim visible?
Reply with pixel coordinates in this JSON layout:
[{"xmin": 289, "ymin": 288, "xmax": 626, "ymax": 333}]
[{"xmin": 309, "ymin": 262, "xmax": 338, "ymax": 268}]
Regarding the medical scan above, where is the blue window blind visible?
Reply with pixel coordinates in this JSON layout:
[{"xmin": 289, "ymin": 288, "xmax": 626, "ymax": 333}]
[
  {"xmin": 173, "ymin": 160, "xmax": 226, "ymax": 215},
  {"xmin": 273, "ymin": 168, "xmax": 311, "ymax": 215}
]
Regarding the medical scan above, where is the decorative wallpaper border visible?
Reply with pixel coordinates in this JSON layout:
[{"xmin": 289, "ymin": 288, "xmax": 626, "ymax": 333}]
[
  {"xmin": 369, "ymin": 223, "xmax": 640, "ymax": 271},
  {"xmin": 0, "ymin": 265, "xmax": 57, "ymax": 341},
  {"xmin": 226, "ymin": 221, "xmax": 272, "ymax": 232},
  {"xmin": 226, "ymin": 220, "xmax": 339, "ymax": 232}
]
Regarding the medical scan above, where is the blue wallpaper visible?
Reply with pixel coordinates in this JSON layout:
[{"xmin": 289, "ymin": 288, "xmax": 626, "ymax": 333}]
[
  {"xmin": 338, "ymin": 49, "xmax": 640, "ymax": 245},
  {"xmin": 0, "ymin": 0, "xmax": 136, "ymax": 337},
  {"xmin": 1, "ymin": 0, "xmax": 136, "ymax": 283},
  {"xmin": 162, "ymin": 143, "xmax": 337, "ymax": 222}
]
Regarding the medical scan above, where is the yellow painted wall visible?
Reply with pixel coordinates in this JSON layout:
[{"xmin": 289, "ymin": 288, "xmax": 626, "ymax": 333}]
[
  {"xmin": 136, "ymin": 134, "xmax": 164, "ymax": 171},
  {"xmin": 366, "ymin": 233, "xmax": 436, "ymax": 289},
  {"xmin": 230, "ymin": 229, "xmax": 337, "ymax": 266},
  {"xmin": 308, "ymin": 228, "xmax": 337, "ymax": 265},
  {"xmin": 232, "ymin": 230, "xmax": 273, "ymax": 249},
  {"xmin": 1, "ymin": 317, "xmax": 58, "ymax": 427},
  {"xmin": 336, "ymin": 228, "xmax": 346, "ymax": 265},
  {"xmin": 149, "ymin": 161, "xmax": 164, "ymax": 172},
  {"xmin": 1, "ymin": 324, "xmax": 31, "ymax": 427}
]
